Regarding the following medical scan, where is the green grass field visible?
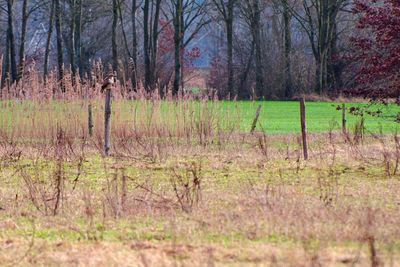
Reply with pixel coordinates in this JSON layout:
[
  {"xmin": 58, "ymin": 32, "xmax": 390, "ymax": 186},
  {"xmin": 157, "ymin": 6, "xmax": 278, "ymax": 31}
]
[
  {"xmin": 1, "ymin": 100, "xmax": 399, "ymax": 138},
  {"xmin": 217, "ymin": 101, "xmax": 400, "ymax": 133}
]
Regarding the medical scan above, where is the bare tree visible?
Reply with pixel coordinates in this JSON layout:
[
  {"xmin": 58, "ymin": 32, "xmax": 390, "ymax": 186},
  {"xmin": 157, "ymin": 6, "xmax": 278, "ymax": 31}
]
[
  {"xmin": 282, "ymin": 1, "xmax": 292, "ymax": 98},
  {"xmin": 17, "ymin": 0, "xmax": 29, "ymax": 81},
  {"xmin": 131, "ymin": 0, "xmax": 138, "ymax": 90},
  {"xmin": 75, "ymin": 0, "xmax": 82, "ymax": 75},
  {"xmin": 112, "ymin": 0, "xmax": 118, "ymax": 73},
  {"xmin": 241, "ymin": 0, "xmax": 265, "ymax": 99},
  {"xmin": 211, "ymin": 0, "xmax": 236, "ymax": 98},
  {"xmin": 44, "ymin": 0, "xmax": 55, "ymax": 81},
  {"xmin": 55, "ymin": 0, "xmax": 65, "ymax": 92},
  {"xmin": 143, "ymin": 0, "xmax": 151, "ymax": 90},
  {"xmin": 143, "ymin": 0, "xmax": 162, "ymax": 91},
  {"xmin": 171, "ymin": 0, "xmax": 183, "ymax": 95},
  {"xmin": 282, "ymin": 0, "xmax": 348, "ymax": 94},
  {"xmin": 68, "ymin": 0, "xmax": 77, "ymax": 80},
  {"xmin": 115, "ymin": 0, "xmax": 137, "ymax": 91},
  {"xmin": 167, "ymin": 0, "xmax": 210, "ymax": 95},
  {"xmin": 0, "ymin": 0, "xmax": 356, "ymax": 100},
  {"xmin": 6, "ymin": 0, "xmax": 17, "ymax": 83}
]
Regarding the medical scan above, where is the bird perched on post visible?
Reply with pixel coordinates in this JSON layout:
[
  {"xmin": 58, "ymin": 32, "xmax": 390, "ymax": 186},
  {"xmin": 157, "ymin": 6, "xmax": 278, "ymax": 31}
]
[{"xmin": 101, "ymin": 74, "xmax": 116, "ymax": 93}]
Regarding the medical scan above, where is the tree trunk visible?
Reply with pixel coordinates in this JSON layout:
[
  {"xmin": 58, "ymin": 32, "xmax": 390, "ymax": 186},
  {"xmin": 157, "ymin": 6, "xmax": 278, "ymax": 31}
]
[
  {"xmin": 239, "ymin": 41, "xmax": 254, "ymax": 99},
  {"xmin": 251, "ymin": 0, "xmax": 264, "ymax": 99},
  {"xmin": 117, "ymin": 0, "xmax": 132, "ymax": 88},
  {"xmin": 143, "ymin": 0, "xmax": 151, "ymax": 90},
  {"xmin": 55, "ymin": 0, "xmax": 65, "ymax": 92},
  {"xmin": 151, "ymin": 0, "xmax": 161, "ymax": 91},
  {"xmin": 69, "ymin": 0, "xmax": 77, "ymax": 81},
  {"xmin": 226, "ymin": 0, "xmax": 235, "ymax": 99},
  {"xmin": 44, "ymin": 0, "xmax": 55, "ymax": 82},
  {"xmin": 173, "ymin": 0, "xmax": 183, "ymax": 95},
  {"xmin": 314, "ymin": 52, "xmax": 324, "ymax": 94},
  {"xmin": 112, "ymin": 0, "xmax": 118, "ymax": 73},
  {"xmin": 283, "ymin": 4, "xmax": 292, "ymax": 98},
  {"xmin": 131, "ymin": 0, "xmax": 137, "ymax": 91},
  {"xmin": 327, "ymin": 7, "xmax": 342, "ymax": 95},
  {"xmin": 2, "ymin": 36, "xmax": 10, "ymax": 89},
  {"xmin": 316, "ymin": 0, "xmax": 339, "ymax": 95},
  {"xmin": 75, "ymin": 0, "xmax": 82, "ymax": 76},
  {"xmin": 18, "ymin": 0, "xmax": 29, "ymax": 82},
  {"xmin": 6, "ymin": 0, "xmax": 17, "ymax": 83},
  {"xmin": 178, "ymin": 0, "xmax": 185, "ymax": 92},
  {"xmin": 143, "ymin": 0, "xmax": 161, "ymax": 92}
]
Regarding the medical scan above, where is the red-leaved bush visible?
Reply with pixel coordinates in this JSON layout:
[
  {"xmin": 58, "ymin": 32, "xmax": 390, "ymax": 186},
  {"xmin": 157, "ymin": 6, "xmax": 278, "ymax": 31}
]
[{"xmin": 347, "ymin": 0, "xmax": 400, "ymax": 102}]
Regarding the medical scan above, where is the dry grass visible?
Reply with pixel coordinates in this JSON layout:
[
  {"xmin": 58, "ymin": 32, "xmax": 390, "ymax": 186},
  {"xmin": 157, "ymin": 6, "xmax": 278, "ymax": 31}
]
[
  {"xmin": 0, "ymin": 127, "xmax": 400, "ymax": 266},
  {"xmin": 0, "ymin": 64, "xmax": 400, "ymax": 266}
]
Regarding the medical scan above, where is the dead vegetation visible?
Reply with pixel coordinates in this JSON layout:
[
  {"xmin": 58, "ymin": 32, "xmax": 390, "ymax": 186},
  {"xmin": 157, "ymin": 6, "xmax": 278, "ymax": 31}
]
[
  {"xmin": 0, "ymin": 75, "xmax": 399, "ymax": 265},
  {"xmin": 0, "ymin": 114, "xmax": 400, "ymax": 266}
]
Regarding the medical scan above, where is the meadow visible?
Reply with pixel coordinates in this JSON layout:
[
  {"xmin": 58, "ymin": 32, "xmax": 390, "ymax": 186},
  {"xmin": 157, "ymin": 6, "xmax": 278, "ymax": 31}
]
[
  {"xmin": 0, "ymin": 98, "xmax": 400, "ymax": 266},
  {"xmin": 0, "ymin": 100, "xmax": 399, "ymax": 139}
]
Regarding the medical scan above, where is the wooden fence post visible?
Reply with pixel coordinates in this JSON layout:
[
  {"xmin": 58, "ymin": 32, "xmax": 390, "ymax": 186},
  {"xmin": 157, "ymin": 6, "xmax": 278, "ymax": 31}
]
[
  {"xmin": 250, "ymin": 105, "xmax": 262, "ymax": 134},
  {"xmin": 342, "ymin": 103, "xmax": 346, "ymax": 135},
  {"xmin": 300, "ymin": 97, "xmax": 308, "ymax": 160},
  {"xmin": 88, "ymin": 103, "xmax": 93, "ymax": 137},
  {"xmin": 104, "ymin": 89, "xmax": 112, "ymax": 156}
]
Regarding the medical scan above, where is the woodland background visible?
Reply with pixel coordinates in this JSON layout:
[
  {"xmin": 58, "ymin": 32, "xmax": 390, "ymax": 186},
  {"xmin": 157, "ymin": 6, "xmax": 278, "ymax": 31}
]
[{"xmin": 0, "ymin": 0, "xmax": 399, "ymax": 100}]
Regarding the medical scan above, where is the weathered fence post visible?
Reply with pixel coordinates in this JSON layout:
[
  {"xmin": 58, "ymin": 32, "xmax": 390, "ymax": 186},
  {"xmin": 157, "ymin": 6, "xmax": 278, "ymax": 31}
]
[
  {"xmin": 104, "ymin": 89, "xmax": 112, "ymax": 156},
  {"xmin": 88, "ymin": 103, "xmax": 93, "ymax": 137},
  {"xmin": 102, "ymin": 73, "xmax": 115, "ymax": 157},
  {"xmin": 342, "ymin": 103, "xmax": 346, "ymax": 135},
  {"xmin": 300, "ymin": 97, "xmax": 308, "ymax": 160},
  {"xmin": 360, "ymin": 114, "xmax": 365, "ymax": 142},
  {"xmin": 250, "ymin": 105, "xmax": 262, "ymax": 134}
]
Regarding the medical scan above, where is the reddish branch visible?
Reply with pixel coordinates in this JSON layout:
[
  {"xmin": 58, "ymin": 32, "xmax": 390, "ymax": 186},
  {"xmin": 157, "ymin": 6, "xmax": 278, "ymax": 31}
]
[{"xmin": 346, "ymin": 0, "xmax": 400, "ymax": 102}]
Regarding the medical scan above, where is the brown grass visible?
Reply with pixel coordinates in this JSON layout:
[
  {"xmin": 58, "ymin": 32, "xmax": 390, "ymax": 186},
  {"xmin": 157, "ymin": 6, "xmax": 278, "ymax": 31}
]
[
  {"xmin": 0, "ymin": 128, "xmax": 400, "ymax": 266},
  {"xmin": 0, "ymin": 64, "xmax": 399, "ymax": 266}
]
